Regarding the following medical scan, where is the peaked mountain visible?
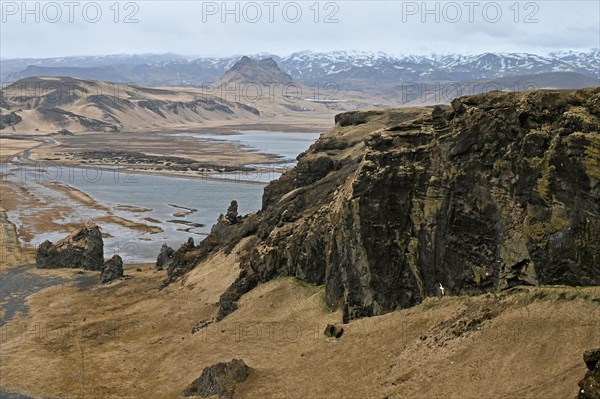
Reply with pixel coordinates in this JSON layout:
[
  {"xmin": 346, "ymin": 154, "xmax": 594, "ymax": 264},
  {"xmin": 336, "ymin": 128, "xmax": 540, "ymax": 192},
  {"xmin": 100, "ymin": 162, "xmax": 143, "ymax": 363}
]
[{"xmin": 217, "ymin": 56, "xmax": 293, "ymax": 86}]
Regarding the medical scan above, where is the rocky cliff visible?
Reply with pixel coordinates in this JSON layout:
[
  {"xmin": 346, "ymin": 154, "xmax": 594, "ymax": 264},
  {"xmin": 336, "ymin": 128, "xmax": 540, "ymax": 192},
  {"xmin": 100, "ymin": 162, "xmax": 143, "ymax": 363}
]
[
  {"xmin": 36, "ymin": 222, "xmax": 104, "ymax": 270},
  {"xmin": 168, "ymin": 88, "xmax": 600, "ymax": 322},
  {"xmin": 578, "ymin": 348, "xmax": 600, "ymax": 399}
]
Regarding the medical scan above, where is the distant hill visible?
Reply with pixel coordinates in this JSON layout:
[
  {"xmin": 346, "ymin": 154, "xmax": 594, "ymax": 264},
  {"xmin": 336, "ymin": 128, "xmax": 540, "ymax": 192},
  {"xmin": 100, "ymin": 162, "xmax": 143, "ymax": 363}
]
[
  {"xmin": 3, "ymin": 61, "xmax": 230, "ymax": 87},
  {"xmin": 0, "ymin": 76, "xmax": 260, "ymax": 133},
  {"xmin": 217, "ymin": 56, "xmax": 293, "ymax": 86},
  {"xmin": 11, "ymin": 65, "xmax": 132, "ymax": 83},
  {"xmin": 390, "ymin": 72, "xmax": 600, "ymax": 105}
]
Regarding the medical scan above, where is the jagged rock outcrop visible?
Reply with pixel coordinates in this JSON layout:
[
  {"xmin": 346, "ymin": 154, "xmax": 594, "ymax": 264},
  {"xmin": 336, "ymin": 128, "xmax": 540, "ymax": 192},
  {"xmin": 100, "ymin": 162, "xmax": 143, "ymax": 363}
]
[
  {"xmin": 181, "ymin": 359, "xmax": 249, "ymax": 399},
  {"xmin": 0, "ymin": 111, "xmax": 22, "ymax": 129},
  {"xmin": 162, "ymin": 238, "xmax": 197, "ymax": 285},
  {"xmin": 578, "ymin": 348, "xmax": 600, "ymax": 399},
  {"xmin": 169, "ymin": 88, "xmax": 600, "ymax": 322},
  {"xmin": 55, "ymin": 128, "xmax": 74, "ymax": 136},
  {"xmin": 216, "ymin": 268, "xmax": 258, "ymax": 321},
  {"xmin": 225, "ymin": 200, "xmax": 239, "ymax": 224},
  {"xmin": 324, "ymin": 324, "xmax": 344, "ymax": 338},
  {"xmin": 36, "ymin": 223, "xmax": 104, "ymax": 270},
  {"xmin": 100, "ymin": 255, "xmax": 124, "ymax": 284},
  {"xmin": 162, "ymin": 204, "xmax": 259, "ymax": 287},
  {"xmin": 155, "ymin": 243, "xmax": 174, "ymax": 271}
]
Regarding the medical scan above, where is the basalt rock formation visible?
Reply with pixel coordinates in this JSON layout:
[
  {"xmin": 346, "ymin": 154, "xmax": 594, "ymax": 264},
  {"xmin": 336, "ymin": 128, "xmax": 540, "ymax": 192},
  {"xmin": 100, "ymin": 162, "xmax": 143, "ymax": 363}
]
[
  {"xmin": 225, "ymin": 200, "xmax": 239, "ymax": 224},
  {"xmin": 155, "ymin": 243, "xmax": 174, "ymax": 271},
  {"xmin": 170, "ymin": 88, "xmax": 600, "ymax": 322},
  {"xmin": 36, "ymin": 222, "xmax": 104, "ymax": 270},
  {"xmin": 181, "ymin": 359, "xmax": 249, "ymax": 399},
  {"xmin": 163, "ymin": 202, "xmax": 259, "ymax": 287},
  {"xmin": 0, "ymin": 111, "xmax": 22, "ymax": 129},
  {"xmin": 578, "ymin": 348, "xmax": 600, "ymax": 399},
  {"xmin": 324, "ymin": 324, "xmax": 344, "ymax": 338},
  {"xmin": 100, "ymin": 254, "xmax": 124, "ymax": 284}
]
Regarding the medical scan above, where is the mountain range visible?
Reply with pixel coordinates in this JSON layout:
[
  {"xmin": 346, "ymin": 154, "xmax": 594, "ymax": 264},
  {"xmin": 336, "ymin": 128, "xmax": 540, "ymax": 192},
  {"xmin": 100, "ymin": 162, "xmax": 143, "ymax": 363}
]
[{"xmin": 2, "ymin": 50, "xmax": 598, "ymax": 90}]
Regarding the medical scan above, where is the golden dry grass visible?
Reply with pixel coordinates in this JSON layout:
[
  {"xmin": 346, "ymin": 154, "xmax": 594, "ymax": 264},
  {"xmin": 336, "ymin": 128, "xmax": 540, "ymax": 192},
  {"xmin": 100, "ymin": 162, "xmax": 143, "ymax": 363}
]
[
  {"xmin": 0, "ymin": 139, "xmax": 41, "ymax": 162},
  {"xmin": 1, "ymin": 246, "xmax": 598, "ymax": 398}
]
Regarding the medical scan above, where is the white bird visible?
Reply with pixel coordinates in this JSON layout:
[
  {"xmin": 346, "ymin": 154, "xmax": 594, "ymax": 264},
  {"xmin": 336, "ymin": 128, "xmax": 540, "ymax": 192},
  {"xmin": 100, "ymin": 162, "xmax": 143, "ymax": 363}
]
[{"xmin": 438, "ymin": 282, "xmax": 445, "ymax": 296}]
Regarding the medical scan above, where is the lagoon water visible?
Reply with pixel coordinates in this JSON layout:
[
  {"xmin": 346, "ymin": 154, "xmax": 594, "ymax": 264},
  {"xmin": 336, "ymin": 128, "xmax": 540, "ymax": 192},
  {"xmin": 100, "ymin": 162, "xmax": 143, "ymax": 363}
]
[
  {"xmin": 2, "ymin": 131, "xmax": 319, "ymax": 263},
  {"xmin": 170, "ymin": 131, "xmax": 321, "ymax": 162}
]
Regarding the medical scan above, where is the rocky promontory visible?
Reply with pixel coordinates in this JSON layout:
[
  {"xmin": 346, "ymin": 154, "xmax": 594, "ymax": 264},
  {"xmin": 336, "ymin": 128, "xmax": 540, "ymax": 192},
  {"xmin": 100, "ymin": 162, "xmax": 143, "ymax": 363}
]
[
  {"xmin": 36, "ymin": 222, "xmax": 104, "ymax": 270},
  {"xmin": 166, "ymin": 88, "xmax": 600, "ymax": 322}
]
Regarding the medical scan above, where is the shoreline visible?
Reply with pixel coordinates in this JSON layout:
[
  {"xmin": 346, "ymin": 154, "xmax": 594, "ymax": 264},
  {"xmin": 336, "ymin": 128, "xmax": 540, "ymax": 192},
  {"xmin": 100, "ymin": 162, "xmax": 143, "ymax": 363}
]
[
  {"xmin": 5, "ymin": 128, "xmax": 304, "ymax": 184},
  {"xmin": 0, "ymin": 206, "xmax": 32, "ymax": 273},
  {"xmin": 4, "ymin": 158, "xmax": 278, "ymax": 186},
  {"xmin": 0, "ymin": 126, "xmax": 312, "ymax": 269},
  {"xmin": 0, "ymin": 142, "xmax": 273, "ymax": 268},
  {"xmin": 12, "ymin": 129, "xmax": 310, "ymax": 184},
  {"xmin": 140, "ymin": 123, "xmax": 327, "ymax": 134},
  {"xmin": 0, "ymin": 123, "xmax": 327, "ymax": 138}
]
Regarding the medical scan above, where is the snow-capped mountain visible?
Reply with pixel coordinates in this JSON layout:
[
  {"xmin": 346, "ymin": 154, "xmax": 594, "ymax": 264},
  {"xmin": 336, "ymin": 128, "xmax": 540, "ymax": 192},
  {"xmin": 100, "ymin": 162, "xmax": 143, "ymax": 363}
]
[
  {"xmin": 428, "ymin": 52, "xmax": 596, "ymax": 80},
  {"xmin": 2, "ymin": 49, "xmax": 598, "ymax": 89},
  {"xmin": 276, "ymin": 51, "xmax": 437, "ymax": 88},
  {"xmin": 548, "ymin": 49, "xmax": 600, "ymax": 71},
  {"xmin": 277, "ymin": 50, "xmax": 598, "ymax": 88}
]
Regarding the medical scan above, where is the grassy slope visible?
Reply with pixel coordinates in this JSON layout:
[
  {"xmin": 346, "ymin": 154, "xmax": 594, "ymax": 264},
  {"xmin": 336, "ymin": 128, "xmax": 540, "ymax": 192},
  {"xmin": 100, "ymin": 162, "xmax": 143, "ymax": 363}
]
[{"xmin": 0, "ymin": 245, "xmax": 598, "ymax": 399}]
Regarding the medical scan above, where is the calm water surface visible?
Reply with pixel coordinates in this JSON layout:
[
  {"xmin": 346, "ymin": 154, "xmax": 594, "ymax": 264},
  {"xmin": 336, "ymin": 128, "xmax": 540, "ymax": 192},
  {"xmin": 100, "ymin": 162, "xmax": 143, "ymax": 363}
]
[{"xmin": 2, "ymin": 131, "xmax": 319, "ymax": 263}]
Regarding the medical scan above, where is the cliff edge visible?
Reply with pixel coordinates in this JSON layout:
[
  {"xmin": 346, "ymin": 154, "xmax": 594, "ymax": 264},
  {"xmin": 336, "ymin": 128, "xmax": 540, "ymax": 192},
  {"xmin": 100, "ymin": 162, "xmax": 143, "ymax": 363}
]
[{"xmin": 168, "ymin": 88, "xmax": 600, "ymax": 322}]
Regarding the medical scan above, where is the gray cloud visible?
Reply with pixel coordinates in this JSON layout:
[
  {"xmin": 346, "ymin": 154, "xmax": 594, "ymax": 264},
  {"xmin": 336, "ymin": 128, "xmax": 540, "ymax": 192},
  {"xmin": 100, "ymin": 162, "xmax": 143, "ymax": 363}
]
[{"xmin": 1, "ymin": 0, "xmax": 598, "ymax": 59}]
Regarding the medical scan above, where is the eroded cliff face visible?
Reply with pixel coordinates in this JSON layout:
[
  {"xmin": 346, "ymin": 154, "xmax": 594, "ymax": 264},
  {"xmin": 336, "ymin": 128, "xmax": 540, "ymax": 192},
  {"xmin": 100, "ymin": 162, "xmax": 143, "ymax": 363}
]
[{"xmin": 170, "ymin": 88, "xmax": 600, "ymax": 322}]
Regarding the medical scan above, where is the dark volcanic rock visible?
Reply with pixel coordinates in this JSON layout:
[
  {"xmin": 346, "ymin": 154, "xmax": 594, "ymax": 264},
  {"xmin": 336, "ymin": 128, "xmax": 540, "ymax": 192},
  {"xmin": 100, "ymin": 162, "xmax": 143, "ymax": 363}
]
[
  {"xmin": 0, "ymin": 111, "xmax": 22, "ymax": 129},
  {"xmin": 578, "ymin": 348, "xmax": 600, "ymax": 399},
  {"xmin": 216, "ymin": 269, "xmax": 259, "ymax": 321},
  {"xmin": 36, "ymin": 223, "xmax": 104, "ymax": 270},
  {"xmin": 162, "ymin": 201, "xmax": 260, "ymax": 287},
  {"xmin": 181, "ymin": 358, "xmax": 249, "ymax": 399},
  {"xmin": 100, "ymin": 255, "xmax": 124, "ymax": 284},
  {"xmin": 324, "ymin": 323, "xmax": 344, "ymax": 338},
  {"xmin": 155, "ymin": 243, "xmax": 174, "ymax": 271},
  {"xmin": 191, "ymin": 320, "xmax": 212, "ymax": 334},
  {"xmin": 226, "ymin": 200, "xmax": 239, "ymax": 224},
  {"xmin": 162, "ymin": 237, "xmax": 203, "ymax": 286},
  {"xmin": 168, "ymin": 89, "xmax": 600, "ymax": 322},
  {"xmin": 584, "ymin": 348, "xmax": 600, "ymax": 371},
  {"xmin": 56, "ymin": 128, "xmax": 74, "ymax": 135},
  {"xmin": 183, "ymin": 237, "xmax": 195, "ymax": 250},
  {"xmin": 334, "ymin": 110, "xmax": 385, "ymax": 127}
]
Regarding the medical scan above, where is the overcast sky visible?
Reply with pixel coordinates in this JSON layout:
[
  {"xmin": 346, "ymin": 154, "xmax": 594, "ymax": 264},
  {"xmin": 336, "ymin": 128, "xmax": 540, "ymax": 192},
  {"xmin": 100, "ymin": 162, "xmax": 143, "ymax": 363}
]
[{"xmin": 1, "ymin": 1, "xmax": 599, "ymax": 59}]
